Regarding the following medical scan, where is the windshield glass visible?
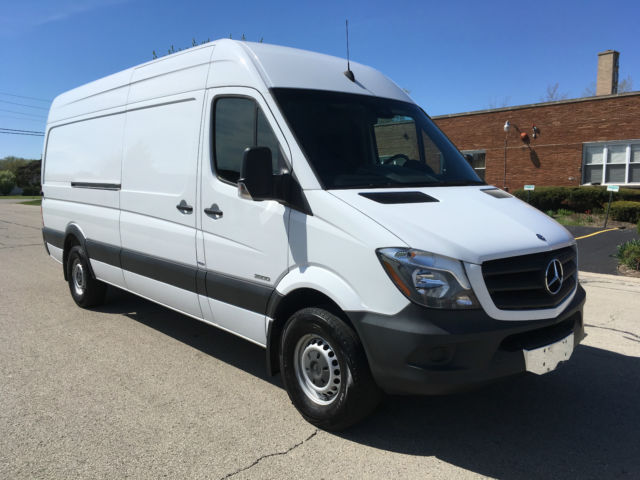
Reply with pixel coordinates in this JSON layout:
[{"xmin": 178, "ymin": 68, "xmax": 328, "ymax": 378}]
[{"xmin": 272, "ymin": 88, "xmax": 484, "ymax": 189}]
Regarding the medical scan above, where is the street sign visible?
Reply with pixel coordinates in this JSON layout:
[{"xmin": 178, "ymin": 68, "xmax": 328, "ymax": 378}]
[
  {"xmin": 604, "ymin": 185, "xmax": 619, "ymax": 228},
  {"xmin": 524, "ymin": 185, "xmax": 535, "ymax": 191}
]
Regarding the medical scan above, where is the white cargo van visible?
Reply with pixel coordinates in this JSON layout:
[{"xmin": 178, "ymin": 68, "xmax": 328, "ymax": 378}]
[{"xmin": 42, "ymin": 39, "xmax": 585, "ymax": 430}]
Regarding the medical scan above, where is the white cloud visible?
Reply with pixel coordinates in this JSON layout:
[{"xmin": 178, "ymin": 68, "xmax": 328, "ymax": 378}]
[{"xmin": 1, "ymin": 0, "xmax": 130, "ymax": 35}]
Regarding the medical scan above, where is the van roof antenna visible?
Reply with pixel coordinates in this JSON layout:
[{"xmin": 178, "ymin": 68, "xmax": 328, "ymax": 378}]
[{"xmin": 344, "ymin": 19, "xmax": 355, "ymax": 82}]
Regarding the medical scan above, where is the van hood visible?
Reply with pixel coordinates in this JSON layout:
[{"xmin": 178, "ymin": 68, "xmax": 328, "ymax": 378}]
[{"xmin": 329, "ymin": 186, "xmax": 575, "ymax": 265}]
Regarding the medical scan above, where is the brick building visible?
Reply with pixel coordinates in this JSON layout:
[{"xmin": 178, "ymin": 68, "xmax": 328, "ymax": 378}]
[{"xmin": 432, "ymin": 50, "xmax": 640, "ymax": 191}]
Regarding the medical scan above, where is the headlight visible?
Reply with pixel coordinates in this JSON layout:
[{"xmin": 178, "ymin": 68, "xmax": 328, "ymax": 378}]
[{"xmin": 376, "ymin": 248, "xmax": 479, "ymax": 309}]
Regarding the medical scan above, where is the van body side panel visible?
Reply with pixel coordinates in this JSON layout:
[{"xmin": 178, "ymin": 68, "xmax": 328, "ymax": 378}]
[
  {"xmin": 128, "ymin": 45, "xmax": 214, "ymax": 104},
  {"xmin": 42, "ymin": 111, "xmax": 126, "ymax": 288},
  {"xmin": 284, "ymin": 191, "xmax": 409, "ymax": 316},
  {"xmin": 47, "ymin": 69, "xmax": 132, "ymax": 123},
  {"xmin": 120, "ymin": 92, "xmax": 204, "ymax": 319}
]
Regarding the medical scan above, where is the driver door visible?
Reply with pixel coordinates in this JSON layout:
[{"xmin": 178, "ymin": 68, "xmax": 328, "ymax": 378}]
[{"xmin": 198, "ymin": 87, "xmax": 291, "ymax": 345}]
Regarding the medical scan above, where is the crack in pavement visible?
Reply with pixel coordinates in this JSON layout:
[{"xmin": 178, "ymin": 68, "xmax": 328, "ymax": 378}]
[
  {"xmin": 0, "ymin": 243, "xmax": 42, "ymax": 250},
  {"xmin": 586, "ymin": 323, "xmax": 640, "ymax": 341},
  {"xmin": 0, "ymin": 219, "xmax": 41, "ymax": 230},
  {"xmin": 219, "ymin": 429, "xmax": 318, "ymax": 480}
]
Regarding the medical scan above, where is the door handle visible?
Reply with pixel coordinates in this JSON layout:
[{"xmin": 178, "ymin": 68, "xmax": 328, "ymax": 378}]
[
  {"xmin": 176, "ymin": 200, "xmax": 193, "ymax": 214},
  {"xmin": 204, "ymin": 204, "xmax": 223, "ymax": 219}
]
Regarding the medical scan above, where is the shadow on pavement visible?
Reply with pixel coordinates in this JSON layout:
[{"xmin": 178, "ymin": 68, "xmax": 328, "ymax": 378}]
[
  {"xmin": 339, "ymin": 345, "xmax": 640, "ymax": 478},
  {"xmin": 97, "ymin": 287, "xmax": 278, "ymax": 387},
  {"xmin": 97, "ymin": 288, "xmax": 639, "ymax": 478}
]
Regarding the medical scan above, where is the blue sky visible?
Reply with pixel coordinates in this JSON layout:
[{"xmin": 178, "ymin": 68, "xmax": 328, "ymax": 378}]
[{"xmin": 2, "ymin": 0, "xmax": 639, "ymax": 159}]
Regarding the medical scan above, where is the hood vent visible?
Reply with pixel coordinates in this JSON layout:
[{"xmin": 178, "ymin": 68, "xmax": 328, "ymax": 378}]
[
  {"xmin": 359, "ymin": 191, "xmax": 439, "ymax": 204},
  {"xmin": 481, "ymin": 188, "xmax": 512, "ymax": 199}
]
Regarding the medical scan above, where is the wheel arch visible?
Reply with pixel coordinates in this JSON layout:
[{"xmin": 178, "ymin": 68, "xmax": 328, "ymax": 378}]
[
  {"xmin": 62, "ymin": 223, "xmax": 92, "ymax": 281},
  {"xmin": 265, "ymin": 283, "xmax": 364, "ymax": 376}
]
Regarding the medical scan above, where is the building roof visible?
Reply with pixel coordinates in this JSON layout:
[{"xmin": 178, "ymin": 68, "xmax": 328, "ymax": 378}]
[{"xmin": 432, "ymin": 91, "xmax": 640, "ymax": 119}]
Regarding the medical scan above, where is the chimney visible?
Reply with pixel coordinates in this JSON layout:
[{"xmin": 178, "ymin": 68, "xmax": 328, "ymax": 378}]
[{"xmin": 596, "ymin": 50, "xmax": 619, "ymax": 96}]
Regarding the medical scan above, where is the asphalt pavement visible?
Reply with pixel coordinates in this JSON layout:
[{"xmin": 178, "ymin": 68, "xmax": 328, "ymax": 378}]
[
  {"xmin": 566, "ymin": 225, "xmax": 639, "ymax": 275},
  {"xmin": 2, "ymin": 203, "xmax": 640, "ymax": 479}
]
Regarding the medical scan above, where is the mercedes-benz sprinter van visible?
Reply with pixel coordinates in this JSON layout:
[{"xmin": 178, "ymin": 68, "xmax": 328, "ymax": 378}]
[{"xmin": 41, "ymin": 39, "xmax": 585, "ymax": 430}]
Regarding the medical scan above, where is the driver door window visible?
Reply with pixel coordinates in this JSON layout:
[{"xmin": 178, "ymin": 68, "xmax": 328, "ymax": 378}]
[{"xmin": 214, "ymin": 97, "xmax": 285, "ymax": 184}]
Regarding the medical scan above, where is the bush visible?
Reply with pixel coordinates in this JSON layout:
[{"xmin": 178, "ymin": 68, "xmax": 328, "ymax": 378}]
[
  {"xmin": 567, "ymin": 187, "xmax": 609, "ymax": 212},
  {"xmin": 513, "ymin": 186, "xmax": 640, "ymax": 214},
  {"xmin": 21, "ymin": 187, "xmax": 42, "ymax": 196},
  {"xmin": 15, "ymin": 161, "xmax": 41, "ymax": 195},
  {"xmin": 513, "ymin": 186, "xmax": 568, "ymax": 211},
  {"xmin": 638, "ymin": 219, "xmax": 640, "ymax": 235},
  {"xmin": 0, "ymin": 170, "xmax": 16, "ymax": 195},
  {"xmin": 609, "ymin": 201, "xmax": 640, "ymax": 223},
  {"xmin": 619, "ymin": 188, "xmax": 640, "ymax": 203},
  {"xmin": 617, "ymin": 239, "xmax": 640, "ymax": 271}
]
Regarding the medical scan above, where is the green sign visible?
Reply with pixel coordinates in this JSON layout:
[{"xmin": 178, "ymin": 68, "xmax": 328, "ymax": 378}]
[
  {"xmin": 607, "ymin": 185, "xmax": 620, "ymax": 192},
  {"xmin": 524, "ymin": 185, "xmax": 535, "ymax": 191}
]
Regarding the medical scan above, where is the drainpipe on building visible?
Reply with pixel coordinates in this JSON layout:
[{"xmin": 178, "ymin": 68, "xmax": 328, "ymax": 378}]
[{"xmin": 503, "ymin": 121, "xmax": 511, "ymax": 190}]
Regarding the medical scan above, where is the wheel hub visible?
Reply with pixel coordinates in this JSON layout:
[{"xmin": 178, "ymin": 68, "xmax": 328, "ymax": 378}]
[
  {"xmin": 294, "ymin": 334, "xmax": 342, "ymax": 405},
  {"xmin": 72, "ymin": 259, "xmax": 86, "ymax": 296}
]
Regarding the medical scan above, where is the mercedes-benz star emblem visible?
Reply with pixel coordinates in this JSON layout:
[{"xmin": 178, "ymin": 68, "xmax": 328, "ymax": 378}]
[{"xmin": 544, "ymin": 258, "xmax": 564, "ymax": 295}]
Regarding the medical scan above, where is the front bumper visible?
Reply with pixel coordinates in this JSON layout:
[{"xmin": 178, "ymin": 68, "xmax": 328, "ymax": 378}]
[{"xmin": 347, "ymin": 284, "xmax": 586, "ymax": 395}]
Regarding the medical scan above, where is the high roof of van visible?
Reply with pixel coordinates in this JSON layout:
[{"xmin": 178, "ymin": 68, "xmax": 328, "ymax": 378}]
[{"xmin": 47, "ymin": 39, "xmax": 412, "ymax": 124}]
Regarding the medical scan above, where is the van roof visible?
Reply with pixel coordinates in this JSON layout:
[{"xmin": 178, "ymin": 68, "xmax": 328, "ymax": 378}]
[{"xmin": 48, "ymin": 39, "xmax": 411, "ymax": 124}]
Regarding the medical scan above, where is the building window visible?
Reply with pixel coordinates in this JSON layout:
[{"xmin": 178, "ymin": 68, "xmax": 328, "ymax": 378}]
[
  {"xmin": 461, "ymin": 150, "xmax": 486, "ymax": 180},
  {"xmin": 582, "ymin": 140, "xmax": 640, "ymax": 185}
]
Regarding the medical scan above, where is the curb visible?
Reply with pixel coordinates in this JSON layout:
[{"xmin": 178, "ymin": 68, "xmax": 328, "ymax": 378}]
[{"xmin": 579, "ymin": 270, "xmax": 640, "ymax": 291}]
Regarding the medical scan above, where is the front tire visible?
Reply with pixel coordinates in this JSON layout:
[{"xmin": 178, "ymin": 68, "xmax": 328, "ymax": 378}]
[
  {"xmin": 280, "ymin": 307, "xmax": 381, "ymax": 431},
  {"xmin": 67, "ymin": 245, "xmax": 107, "ymax": 308}
]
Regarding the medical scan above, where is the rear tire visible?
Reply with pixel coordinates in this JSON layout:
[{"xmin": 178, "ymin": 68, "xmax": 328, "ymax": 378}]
[
  {"xmin": 280, "ymin": 307, "xmax": 381, "ymax": 431},
  {"xmin": 67, "ymin": 245, "xmax": 107, "ymax": 308}
]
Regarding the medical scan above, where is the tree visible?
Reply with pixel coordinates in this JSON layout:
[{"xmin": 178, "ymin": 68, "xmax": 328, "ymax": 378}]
[
  {"xmin": 618, "ymin": 75, "xmax": 633, "ymax": 93},
  {"xmin": 488, "ymin": 96, "xmax": 511, "ymax": 109},
  {"xmin": 15, "ymin": 161, "xmax": 41, "ymax": 195},
  {"xmin": 0, "ymin": 170, "xmax": 16, "ymax": 195},
  {"xmin": 582, "ymin": 82, "xmax": 596, "ymax": 97},
  {"xmin": 540, "ymin": 83, "xmax": 568, "ymax": 102},
  {"xmin": 0, "ymin": 156, "xmax": 34, "ymax": 174}
]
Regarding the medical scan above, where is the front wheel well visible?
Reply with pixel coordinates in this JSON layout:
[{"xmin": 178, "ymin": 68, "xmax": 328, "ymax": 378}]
[{"xmin": 266, "ymin": 288, "xmax": 355, "ymax": 376}]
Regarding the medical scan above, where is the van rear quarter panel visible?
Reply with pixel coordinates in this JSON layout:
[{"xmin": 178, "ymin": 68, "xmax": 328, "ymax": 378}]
[{"xmin": 43, "ymin": 112, "xmax": 125, "ymax": 287}]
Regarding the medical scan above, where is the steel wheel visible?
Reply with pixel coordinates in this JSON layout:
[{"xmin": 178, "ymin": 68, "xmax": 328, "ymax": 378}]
[
  {"xmin": 66, "ymin": 245, "xmax": 107, "ymax": 308},
  {"xmin": 294, "ymin": 334, "xmax": 342, "ymax": 405},
  {"xmin": 72, "ymin": 258, "xmax": 86, "ymax": 297}
]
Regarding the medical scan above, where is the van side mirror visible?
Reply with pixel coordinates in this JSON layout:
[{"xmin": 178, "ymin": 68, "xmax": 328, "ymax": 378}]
[{"xmin": 238, "ymin": 146, "xmax": 274, "ymax": 201}]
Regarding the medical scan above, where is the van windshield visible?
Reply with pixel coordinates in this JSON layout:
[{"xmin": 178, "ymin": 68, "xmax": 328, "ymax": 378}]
[{"xmin": 272, "ymin": 88, "xmax": 484, "ymax": 189}]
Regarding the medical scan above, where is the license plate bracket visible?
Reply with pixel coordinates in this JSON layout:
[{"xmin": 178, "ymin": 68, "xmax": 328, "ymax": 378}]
[{"xmin": 523, "ymin": 333, "xmax": 574, "ymax": 375}]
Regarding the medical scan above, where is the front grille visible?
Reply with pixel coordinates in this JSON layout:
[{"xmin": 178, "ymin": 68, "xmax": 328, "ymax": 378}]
[{"xmin": 481, "ymin": 246, "xmax": 577, "ymax": 310}]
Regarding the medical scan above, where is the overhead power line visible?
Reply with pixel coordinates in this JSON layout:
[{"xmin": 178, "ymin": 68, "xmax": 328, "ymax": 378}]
[
  {"xmin": 0, "ymin": 127, "xmax": 45, "ymax": 134},
  {"xmin": 0, "ymin": 91, "xmax": 51, "ymax": 103},
  {"xmin": 0, "ymin": 116, "xmax": 44, "ymax": 123},
  {"xmin": 0, "ymin": 130, "xmax": 45, "ymax": 137},
  {"xmin": 0, "ymin": 108, "xmax": 47, "ymax": 119},
  {"xmin": 0, "ymin": 99, "xmax": 49, "ymax": 110}
]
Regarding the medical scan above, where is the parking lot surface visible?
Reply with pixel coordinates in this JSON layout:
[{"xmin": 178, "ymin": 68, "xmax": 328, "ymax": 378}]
[
  {"xmin": 567, "ymin": 225, "xmax": 640, "ymax": 275},
  {"xmin": 2, "ymin": 202, "xmax": 639, "ymax": 479}
]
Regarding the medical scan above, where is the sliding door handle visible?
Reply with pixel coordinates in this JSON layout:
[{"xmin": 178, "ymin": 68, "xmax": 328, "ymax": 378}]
[
  {"xmin": 176, "ymin": 200, "xmax": 193, "ymax": 214},
  {"xmin": 204, "ymin": 204, "xmax": 223, "ymax": 219}
]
